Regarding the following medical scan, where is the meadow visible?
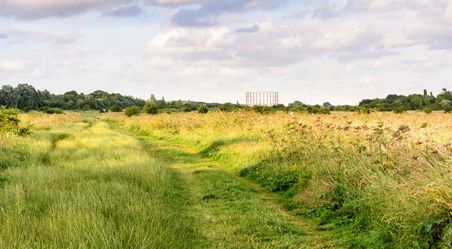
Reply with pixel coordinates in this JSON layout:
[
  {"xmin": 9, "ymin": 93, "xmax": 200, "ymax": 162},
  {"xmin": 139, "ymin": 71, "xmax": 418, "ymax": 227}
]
[
  {"xmin": 106, "ymin": 111, "xmax": 451, "ymax": 248},
  {"xmin": 0, "ymin": 109, "xmax": 450, "ymax": 248}
]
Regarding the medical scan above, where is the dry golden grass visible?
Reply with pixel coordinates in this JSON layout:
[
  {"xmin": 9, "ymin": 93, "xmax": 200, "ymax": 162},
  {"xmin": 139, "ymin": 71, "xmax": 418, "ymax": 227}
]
[
  {"xmin": 106, "ymin": 111, "xmax": 451, "ymax": 246},
  {"xmin": 19, "ymin": 112, "xmax": 84, "ymax": 129}
]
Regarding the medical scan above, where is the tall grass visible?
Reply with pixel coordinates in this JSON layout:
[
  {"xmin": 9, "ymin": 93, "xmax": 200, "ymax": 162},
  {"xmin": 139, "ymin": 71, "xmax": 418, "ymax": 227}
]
[
  {"xmin": 0, "ymin": 120, "xmax": 202, "ymax": 248},
  {"xmin": 106, "ymin": 111, "xmax": 452, "ymax": 248}
]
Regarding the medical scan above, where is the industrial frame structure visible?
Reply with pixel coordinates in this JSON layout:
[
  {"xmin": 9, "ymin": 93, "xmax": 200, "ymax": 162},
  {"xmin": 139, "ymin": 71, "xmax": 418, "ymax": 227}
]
[{"xmin": 246, "ymin": 92, "xmax": 279, "ymax": 106}]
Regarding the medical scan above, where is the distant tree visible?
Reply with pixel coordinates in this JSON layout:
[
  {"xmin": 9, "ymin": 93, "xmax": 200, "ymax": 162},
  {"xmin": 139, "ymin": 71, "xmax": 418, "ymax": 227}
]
[
  {"xmin": 149, "ymin": 94, "xmax": 157, "ymax": 104},
  {"xmin": 15, "ymin": 84, "xmax": 40, "ymax": 111},
  {"xmin": 0, "ymin": 85, "xmax": 18, "ymax": 108},
  {"xmin": 109, "ymin": 105, "xmax": 122, "ymax": 112},
  {"xmin": 198, "ymin": 104, "xmax": 208, "ymax": 114},
  {"xmin": 124, "ymin": 106, "xmax": 140, "ymax": 117},
  {"xmin": 143, "ymin": 102, "xmax": 158, "ymax": 114},
  {"xmin": 323, "ymin": 102, "xmax": 333, "ymax": 109}
]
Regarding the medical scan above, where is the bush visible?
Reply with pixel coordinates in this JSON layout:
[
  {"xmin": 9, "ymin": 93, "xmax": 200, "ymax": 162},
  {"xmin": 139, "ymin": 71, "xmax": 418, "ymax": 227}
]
[
  {"xmin": 198, "ymin": 104, "xmax": 208, "ymax": 114},
  {"xmin": 252, "ymin": 106, "xmax": 271, "ymax": 114},
  {"xmin": 183, "ymin": 105, "xmax": 196, "ymax": 112},
  {"xmin": 143, "ymin": 102, "xmax": 158, "ymax": 115},
  {"xmin": 109, "ymin": 105, "xmax": 122, "ymax": 112},
  {"xmin": 393, "ymin": 106, "xmax": 407, "ymax": 113},
  {"xmin": 444, "ymin": 105, "xmax": 451, "ymax": 113},
  {"xmin": 124, "ymin": 106, "xmax": 140, "ymax": 117},
  {"xmin": 423, "ymin": 107, "xmax": 433, "ymax": 114},
  {"xmin": 45, "ymin": 108, "xmax": 63, "ymax": 114},
  {"xmin": 0, "ymin": 107, "xmax": 20, "ymax": 133},
  {"xmin": 0, "ymin": 107, "xmax": 32, "ymax": 136},
  {"xmin": 307, "ymin": 106, "xmax": 331, "ymax": 114}
]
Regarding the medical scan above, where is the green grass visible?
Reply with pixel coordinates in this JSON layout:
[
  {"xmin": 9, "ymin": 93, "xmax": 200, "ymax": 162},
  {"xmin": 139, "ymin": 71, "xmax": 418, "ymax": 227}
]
[
  {"xmin": 0, "ymin": 121, "xmax": 201, "ymax": 249},
  {"xmin": 129, "ymin": 132, "xmax": 335, "ymax": 248},
  {"xmin": 107, "ymin": 113, "xmax": 451, "ymax": 249},
  {"xmin": 0, "ymin": 117, "xmax": 338, "ymax": 248}
]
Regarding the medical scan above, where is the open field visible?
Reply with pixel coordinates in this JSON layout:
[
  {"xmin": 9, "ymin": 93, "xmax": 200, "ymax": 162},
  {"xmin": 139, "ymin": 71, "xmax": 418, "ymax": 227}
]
[
  {"xmin": 106, "ymin": 111, "xmax": 452, "ymax": 248},
  {"xmin": 0, "ymin": 111, "xmax": 450, "ymax": 248}
]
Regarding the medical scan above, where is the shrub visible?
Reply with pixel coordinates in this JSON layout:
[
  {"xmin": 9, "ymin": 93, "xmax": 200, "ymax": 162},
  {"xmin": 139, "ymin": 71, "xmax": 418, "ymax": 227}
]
[
  {"xmin": 109, "ymin": 105, "xmax": 122, "ymax": 112},
  {"xmin": 198, "ymin": 104, "xmax": 208, "ymax": 114},
  {"xmin": 0, "ymin": 107, "xmax": 20, "ymax": 133},
  {"xmin": 252, "ymin": 106, "xmax": 271, "ymax": 114},
  {"xmin": 423, "ymin": 107, "xmax": 433, "ymax": 114},
  {"xmin": 444, "ymin": 105, "xmax": 451, "ymax": 113},
  {"xmin": 45, "ymin": 108, "xmax": 63, "ymax": 114},
  {"xmin": 0, "ymin": 107, "xmax": 32, "ymax": 136},
  {"xmin": 124, "ymin": 106, "xmax": 140, "ymax": 117},
  {"xmin": 393, "ymin": 106, "xmax": 407, "ymax": 113},
  {"xmin": 307, "ymin": 106, "xmax": 331, "ymax": 114},
  {"xmin": 358, "ymin": 107, "xmax": 372, "ymax": 114},
  {"xmin": 183, "ymin": 105, "xmax": 196, "ymax": 112},
  {"xmin": 143, "ymin": 102, "xmax": 158, "ymax": 115}
]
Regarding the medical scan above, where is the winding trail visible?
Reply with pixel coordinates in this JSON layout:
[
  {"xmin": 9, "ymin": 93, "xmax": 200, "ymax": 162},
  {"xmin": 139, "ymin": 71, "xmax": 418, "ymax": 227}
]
[
  {"xmin": 122, "ymin": 124, "xmax": 338, "ymax": 249},
  {"xmin": 0, "ymin": 119, "xmax": 338, "ymax": 248}
]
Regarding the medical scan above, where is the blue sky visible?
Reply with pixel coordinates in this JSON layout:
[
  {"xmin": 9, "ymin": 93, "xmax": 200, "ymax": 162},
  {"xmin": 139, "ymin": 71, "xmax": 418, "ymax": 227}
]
[{"xmin": 1, "ymin": 0, "xmax": 452, "ymax": 104}]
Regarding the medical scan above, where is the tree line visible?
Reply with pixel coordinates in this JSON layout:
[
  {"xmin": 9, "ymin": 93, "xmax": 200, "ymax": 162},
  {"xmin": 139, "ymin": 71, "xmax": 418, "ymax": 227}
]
[
  {"xmin": 358, "ymin": 89, "xmax": 451, "ymax": 112},
  {"xmin": 0, "ymin": 84, "xmax": 451, "ymax": 113},
  {"xmin": 0, "ymin": 84, "xmax": 145, "ymax": 111}
]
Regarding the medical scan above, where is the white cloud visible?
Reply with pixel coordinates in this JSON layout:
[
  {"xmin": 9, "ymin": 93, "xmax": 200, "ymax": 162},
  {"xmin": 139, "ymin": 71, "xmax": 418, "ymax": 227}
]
[
  {"xmin": 445, "ymin": 1, "xmax": 452, "ymax": 23},
  {"xmin": 0, "ymin": 59, "xmax": 27, "ymax": 71},
  {"xmin": 1, "ymin": 0, "xmax": 452, "ymax": 104}
]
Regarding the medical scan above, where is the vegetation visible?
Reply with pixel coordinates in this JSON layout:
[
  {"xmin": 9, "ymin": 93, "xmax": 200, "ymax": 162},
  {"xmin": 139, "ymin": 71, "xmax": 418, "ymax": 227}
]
[
  {"xmin": 0, "ymin": 112, "xmax": 337, "ymax": 248},
  {"xmin": 198, "ymin": 104, "xmax": 209, "ymax": 114},
  {"xmin": 108, "ymin": 111, "xmax": 452, "ymax": 248},
  {"xmin": 359, "ymin": 88, "xmax": 452, "ymax": 112},
  {"xmin": 124, "ymin": 106, "xmax": 140, "ymax": 117},
  {"xmin": 143, "ymin": 102, "xmax": 159, "ymax": 115},
  {"xmin": 2, "ymin": 84, "xmax": 450, "ymax": 114},
  {"xmin": 0, "ymin": 107, "xmax": 31, "ymax": 136},
  {"xmin": 0, "ymin": 116, "xmax": 202, "ymax": 248},
  {"xmin": 1, "ymin": 83, "xmax": 451, "ymax": 248},
  {"xmin": 0, "ymin": 84, "xmax": 144, "ymax": 111}
]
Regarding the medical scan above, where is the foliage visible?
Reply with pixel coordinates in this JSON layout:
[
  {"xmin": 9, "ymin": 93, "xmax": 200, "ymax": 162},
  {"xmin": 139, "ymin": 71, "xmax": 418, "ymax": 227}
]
[
  {"xmin": 252, "ymin": 105, "xmax": 272, "ymax": 114},
  {"xmin": 0, "ymin": 107, "xmax": 31, "ymax": 136},
  {"xmin": 44, "ymin": 108, "xmax": 63, "ymax": 114},
  {"xmin": 423, "ymin": 107, "xmax": 433, "ymax": 114},
  {"xmin": 0, "ymin": 84, "xmax": 145, "ymax": 111},
  {"xmin": 0, "ymin": 121, "xmax": 202, "ymax": 248},
  {"xmin": 198, "ymin": 104, "xmax": 209, "ymax": 114},
  {"xmin": 124, "ymin": 106, "xmax": 141, "ymax": 117},
  {"xmin": 2, "ymin": 84, "xmax": 451, "ymax": 114},
  {"xmin": 108, "ymin": 111, "xmax": 452, "ymax": 248},
  {"xmin": 359, "ymin": 88, "xmax": 452, "ymax": 112},
  {"xmin": 109, "ymin": 105, "xmax": 122, "ymax": 112},
  {"xmin": 143, "ymin": 102, "xmax": 159, "ymax": 115}
]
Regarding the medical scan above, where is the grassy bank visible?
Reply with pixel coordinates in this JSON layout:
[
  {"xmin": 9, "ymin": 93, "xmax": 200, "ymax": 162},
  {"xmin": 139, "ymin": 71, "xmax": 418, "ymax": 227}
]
[{"xmin": 106, "ymin": 111, "xmax": 452, "ymax": 248}]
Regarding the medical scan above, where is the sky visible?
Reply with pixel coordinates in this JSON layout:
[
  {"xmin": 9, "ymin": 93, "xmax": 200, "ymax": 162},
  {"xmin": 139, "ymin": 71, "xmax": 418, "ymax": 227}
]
[{"xmin": 1, "ymin": 0, "xmax": 452, "ymax": 105}]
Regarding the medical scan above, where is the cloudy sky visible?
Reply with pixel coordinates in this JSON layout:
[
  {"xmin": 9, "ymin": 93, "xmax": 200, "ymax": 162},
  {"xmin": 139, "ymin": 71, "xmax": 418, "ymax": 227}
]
[{"xmin": 1, "ymin": 0, "xmax": 452, "ymax": 104}]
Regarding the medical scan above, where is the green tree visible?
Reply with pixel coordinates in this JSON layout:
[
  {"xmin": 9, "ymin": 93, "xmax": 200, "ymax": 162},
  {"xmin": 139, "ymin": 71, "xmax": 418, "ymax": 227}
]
[
  {"xmin": 124, "ymin": 106, "xmax": 140, "ymax": 117},
  {"xmin": 109, "ymin": 105, "xmax": 122, "ymax": 112},
  {"xmin": 15, "ymin": 84, "xmax": 40, "ymax": 111},
  {"xmin": 198, "ymin": 104, "xmax": 208, "ymax": 114},
  {"xmin": 0, "ymin": 85, "xmax": 18, "ymax": 108},
  {"xmin": 143, "ymin": 102, "xmax": 158, "ymax": 115}
]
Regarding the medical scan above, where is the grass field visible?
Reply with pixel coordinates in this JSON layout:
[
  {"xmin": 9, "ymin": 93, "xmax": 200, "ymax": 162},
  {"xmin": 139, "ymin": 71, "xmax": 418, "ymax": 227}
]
[{"xmin": 0, "ymin": 111, "xmax": 450, "ymax": 248}]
